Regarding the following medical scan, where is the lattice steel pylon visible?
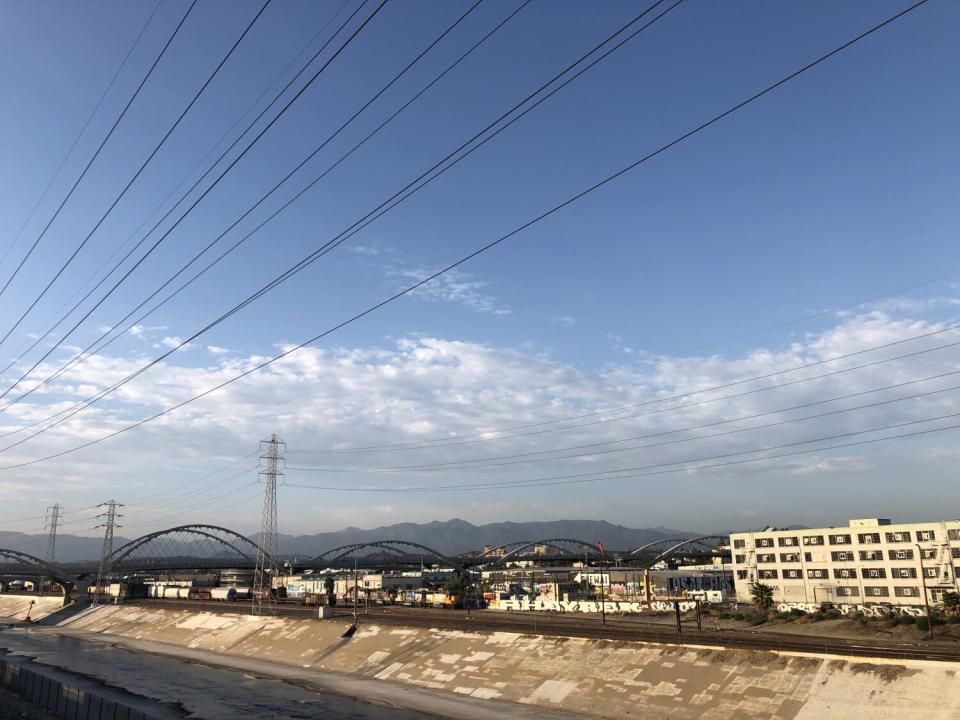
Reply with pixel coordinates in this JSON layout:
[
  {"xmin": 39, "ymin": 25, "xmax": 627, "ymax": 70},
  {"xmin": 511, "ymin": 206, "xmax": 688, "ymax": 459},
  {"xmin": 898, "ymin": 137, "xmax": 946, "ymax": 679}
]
[
  {"xmin": 253, "ymin": 434, "xmax": 284, "ymax": 615},
  {"xmin": 93, "ymin": 500, "xmax": 123, "ymax": 605},
  {"xmin": 44, "ymin": 503, "xmax": 62, "ymax": 563},
  {"xmin": 43, "ymin": 503, "xmax": 62, "ymax": 596}
]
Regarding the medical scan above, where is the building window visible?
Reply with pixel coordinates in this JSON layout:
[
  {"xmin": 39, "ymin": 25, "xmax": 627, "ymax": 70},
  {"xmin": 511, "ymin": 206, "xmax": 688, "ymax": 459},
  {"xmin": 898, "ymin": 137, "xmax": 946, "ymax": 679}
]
[
  {"xmin": 830, "ymin": 551, "xmax": 852, "ymax": 562},
  {"xmin": 735, "ymin": 554, "xmax": 746, "ymax": 564},
  {"xmin": 829, "ymin": 534, "xmax": 852, "ymax": 545},
  {"xmin": 780, "ymin": 553, "xmax": 800, "ymax": 563},
  {"xmin": 733, "ymin": 538, "xmax": 746, "ymax": 549},
  {"xmin": 889, "ymin": 549, "xmax": 914, "ymax": 561},
  {"xmin": 757, "ymin": 538, "xmax": 774, "ymax": 548},
  {"xmin": 894, "ymin": 586, "xmax": 918, "ymax": 597},
  {"xmin": 865, "ymin": 568, "xmax": 887, "ymax": 579},
  {"xmin": 783, "ymin": 569, "xmax": 802, "ymax": 579},
  {"xmin": 857, "ymin": 532, "xmax": 881, "ymax": 544},
  {"xmin": 892, "ymin": 568, "xmax": 917, "ymax": 579},
  {"xmin": 867, "ymin": 587, "xmax": 890, "ymax": 597},
  {"xmin": 736, "ymin": 570, "xmax": 748, "ymax": 580},
  {"xmin": 807, "ymin": 569, "xmax": 829, "ymax": 579},
  {"xmin": 758, "ymin": 569, "xmax": 778, "ymax": 580},
  {"xmin": 757, "ymin": 553, "xmax": 776, "ymax": 564},
  {"xmin": 916, "ymin": 530, "xmax": 936, "ymax": 542},
  {"xmin": 948, "ymin": 529, "xmax": 960, "ymax": 541},
  {"xmin": 924, "ymin": 567, "xmax": 938, "ymax": 578},
  {"xmin": 921, "ymin": 548, "xmax": 937, "ymax": 560},
  {"xmin": 859, "ymin": 550, "xmax": 884, "ymax": 561},
  {"xmin": 778, "ymin": 536, "xmax": 798, "ymax": 547},
  {"xmin": 804, "ymin": 552, "xmax": 813, "ymax": 562},
  {"xmin": 952, "ymin": 548, "xmax": 960, "ymax": 559},
  {"xmin": 834, "ymin": 568, "xmax": 857, "ymax": 579},
  {"xmin": 885, "ymin": 531, "xmax": 910, "ymax": 543},
  {"xmin": 836, "ymin": 587, "xmax": 860, "ymax": 597},
  {"xmin": 803, "ymin": 535, "xmax": 824, "ymax": 546}
]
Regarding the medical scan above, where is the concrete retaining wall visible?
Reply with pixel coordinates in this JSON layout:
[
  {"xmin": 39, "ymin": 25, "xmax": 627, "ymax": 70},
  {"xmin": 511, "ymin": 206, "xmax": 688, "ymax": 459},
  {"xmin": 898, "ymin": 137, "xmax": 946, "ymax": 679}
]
[{"xmin": 57, "ymin": 606, "xmax": 960, "ymax": 719}]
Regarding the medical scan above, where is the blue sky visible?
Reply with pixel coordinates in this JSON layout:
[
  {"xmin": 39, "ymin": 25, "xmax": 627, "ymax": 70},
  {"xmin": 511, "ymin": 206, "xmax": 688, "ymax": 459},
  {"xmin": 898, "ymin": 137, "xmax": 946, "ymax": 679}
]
[{"xmin": 0, "ymin": 0, "xmax": 957, "ymax": 541}]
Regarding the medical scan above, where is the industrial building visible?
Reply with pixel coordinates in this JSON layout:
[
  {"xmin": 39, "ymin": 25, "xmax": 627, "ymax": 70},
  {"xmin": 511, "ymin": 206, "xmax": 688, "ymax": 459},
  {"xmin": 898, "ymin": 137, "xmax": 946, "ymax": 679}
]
[{"xmin": 730, "ymin": 518, "xmax": 960, "ymax": 606}]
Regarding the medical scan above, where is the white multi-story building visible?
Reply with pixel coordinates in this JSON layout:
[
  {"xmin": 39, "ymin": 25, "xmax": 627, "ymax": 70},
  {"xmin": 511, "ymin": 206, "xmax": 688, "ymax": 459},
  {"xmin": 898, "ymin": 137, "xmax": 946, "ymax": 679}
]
[{"xmin": 730, "ymin": 518, "xmax": 960, "ymax": 607}]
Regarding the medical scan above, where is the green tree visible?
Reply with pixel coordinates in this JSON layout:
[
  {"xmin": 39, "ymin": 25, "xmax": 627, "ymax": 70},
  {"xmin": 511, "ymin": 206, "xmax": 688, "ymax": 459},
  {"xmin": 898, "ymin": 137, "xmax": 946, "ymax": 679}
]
[
  {"xmin": 323, "ymin": 576, "xmax": 335, "ymax": 595},
  {"xmin": 942, "ymin": 591, "xmax": 960, "ymax": 617},
  {"xmin": 750, "ymin": 582, "xmax": 775, "ymax": 612},
  {"xmin": 443, "ymin": 573, "xmax": 470, "ymax": 596}
]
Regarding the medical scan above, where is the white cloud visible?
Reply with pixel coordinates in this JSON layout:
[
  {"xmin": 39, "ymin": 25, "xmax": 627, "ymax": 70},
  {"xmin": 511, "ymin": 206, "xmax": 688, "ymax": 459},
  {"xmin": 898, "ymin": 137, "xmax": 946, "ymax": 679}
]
[
  {"xmin": 349, "ymin": 245, "xmax": 381, "ymax": 256},
  {"xmin": 391, "ymin": 266, "xmax": 510, "ymax": 315},
  {"xmin": 206, "ymin": 345, "xmax": 230, "ymax": 355},
  {"xmin": 1, "ymin": 305, "xmax": 959, "ymax": 535},
  {"xmin": 551, "ymin": 315, "xmax": 577, "ymax": 327}
]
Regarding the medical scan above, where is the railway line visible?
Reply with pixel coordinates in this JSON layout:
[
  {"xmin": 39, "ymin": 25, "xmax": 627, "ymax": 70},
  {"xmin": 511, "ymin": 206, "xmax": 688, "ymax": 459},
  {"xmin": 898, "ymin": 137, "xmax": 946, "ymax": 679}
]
[{"xmin": 122, "ymin": 598, "xmax": 960, "ymax": 663}]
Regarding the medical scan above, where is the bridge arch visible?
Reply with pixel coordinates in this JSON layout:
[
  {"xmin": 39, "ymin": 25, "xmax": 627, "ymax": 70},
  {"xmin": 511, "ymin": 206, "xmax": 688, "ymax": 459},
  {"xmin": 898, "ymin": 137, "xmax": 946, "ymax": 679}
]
[
  {"xmin": 308, "ymin": 540, "xmax": 459, "ymax": 569},
  {"xmin": 111, "ymin": 525, "xmax": 265, "ymax": 568},
  {"xmin": 492, "ymin": 538, "xmax": 601, "ymax": 565},
  {"xmin": 628, "ymin": 535, "xmax": 728, "ymax": 567},
  {"xmin": 0, "ymin": 548, "xmax": 75, "ymax": 595},
  {"xmin": 476, "ymin": 540, "xmax": 577, "ymax": 560}
]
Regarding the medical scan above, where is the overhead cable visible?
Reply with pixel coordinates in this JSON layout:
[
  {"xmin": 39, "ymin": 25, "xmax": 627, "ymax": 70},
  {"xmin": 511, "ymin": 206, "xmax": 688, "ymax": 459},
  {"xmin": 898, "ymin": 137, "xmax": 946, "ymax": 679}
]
[
  {"xmin": 0, "ymin": 0, "xmax": 930, "ymax": 470},
  {"xmin": 0, "ymin": 0, "xmax": 199, "ymax": 304}
]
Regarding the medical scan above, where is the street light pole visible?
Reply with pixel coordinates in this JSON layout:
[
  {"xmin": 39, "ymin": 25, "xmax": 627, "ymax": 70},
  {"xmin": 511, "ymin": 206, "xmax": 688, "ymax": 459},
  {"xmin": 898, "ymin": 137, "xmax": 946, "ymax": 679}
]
[{"xmin": 915, "ymin": 543, "xmax": 934, "ymax": 640}]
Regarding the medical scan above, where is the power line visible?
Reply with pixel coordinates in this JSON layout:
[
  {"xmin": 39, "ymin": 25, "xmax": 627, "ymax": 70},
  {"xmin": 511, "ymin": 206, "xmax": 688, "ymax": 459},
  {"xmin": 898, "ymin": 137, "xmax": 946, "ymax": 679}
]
[
  {"xmin": 0, "ymin": 0, "xmax": 199, "ymax": 304},
  {"xmin": 286, "ymin": 370, "xmax": 960, "ymax": 473},
  {"xmin": 21, "ymin": 0, "xmax": 352, "ymax": 333},
  {"xmin": 0, "ymin": 0, "xmax": 274, "ymax": 384},
  {"xmin": 285, "ymin": 331, "xmax": 960, "ymax": 455},
  {"xmin": 286, "ymin": 410, "xmax": 960, "ymax": 493},
  {"xmin": 0, "ymin": 0, "xmax": 929, "ymax": 470},
  {"xmin": 122, "ymin": 449, "xmax": 260, "ymax": 506},
  {"xmin": 0, "ymin": 0, "xmax": 522, "ymax": 417},
  {"xmin": 0, "ymin": 1, "xmax": 163, "ymax": 270},
  {"xmin": 0, "ymin": 0, "xmax": 388, "ymax": 403},
  {"xmin": 0, "ymin": 0, "xmax": 367, "ymax": 388},
  {"xmin": 0, "ymin": 0, "xmax": 679, "ymax": 443}
]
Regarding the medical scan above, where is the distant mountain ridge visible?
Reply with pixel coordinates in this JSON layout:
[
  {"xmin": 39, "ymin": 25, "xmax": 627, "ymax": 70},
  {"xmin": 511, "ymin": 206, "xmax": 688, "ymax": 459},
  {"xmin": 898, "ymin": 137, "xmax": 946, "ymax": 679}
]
[
  {"xmin": 1, "ymin": 518, "xmax": 699, "ymax": 562},
  {"xmin": 268, "ymin": 518, "xmax": 697, "ymax": 558}
]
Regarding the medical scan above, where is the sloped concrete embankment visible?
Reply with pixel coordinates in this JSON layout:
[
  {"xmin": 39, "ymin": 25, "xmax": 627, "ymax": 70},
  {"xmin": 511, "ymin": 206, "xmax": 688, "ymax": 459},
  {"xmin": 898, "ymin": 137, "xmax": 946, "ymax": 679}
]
[
  {"xmin": 0, "ymin": 595, "xmax": 64, "ymax": 622},
  {"xmin": 57, "ymin": 606, "xmax": 960, "ymax": 719}
]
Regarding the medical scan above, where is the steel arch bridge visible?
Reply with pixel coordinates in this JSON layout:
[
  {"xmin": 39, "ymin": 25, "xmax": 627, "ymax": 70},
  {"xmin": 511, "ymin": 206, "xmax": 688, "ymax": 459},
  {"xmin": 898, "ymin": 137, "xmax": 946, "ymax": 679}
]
[
  {"xmin": 307, "ymin": 540, "xmax": 460, "ymax": 569},
  {"xmin": 111, "ymin": 525, "xmax": 266, "ymax": 571},
  {"xmin": 0, "ymin": 548, "xmax": 75, "ymax": 595},
  {"xmin": 486, "ymin": 538, "xmax": 602, "ymax": 565},
  {"xmin": 627, "ymin": 535, "xmax": 728, "ymax": 568}
]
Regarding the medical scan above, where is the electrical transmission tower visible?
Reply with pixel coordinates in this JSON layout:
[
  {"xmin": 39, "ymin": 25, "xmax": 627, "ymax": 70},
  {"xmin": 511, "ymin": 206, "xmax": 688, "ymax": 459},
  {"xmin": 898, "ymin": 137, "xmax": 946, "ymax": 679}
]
[
  {"xmin": 43, "ymin": 503, "xmax": 62, "ymax": 595},
  {"xmin": 45, "ymin": 503, "xmax": 62, "ymax": 563},
  {"xmin": 253, "ymin": 434, "xmax": 284, "ymax": 615},
  {"xmin": 93, "ymin": 500, "xmax": 123, "ymax": 605}
]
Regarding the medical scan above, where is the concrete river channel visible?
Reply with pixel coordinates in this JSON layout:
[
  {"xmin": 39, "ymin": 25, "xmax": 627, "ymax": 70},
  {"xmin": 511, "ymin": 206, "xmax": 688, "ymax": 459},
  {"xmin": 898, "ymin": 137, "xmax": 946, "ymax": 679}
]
[{"xmin": 0, "ymin": 627, "xmax": 441, "ymax": 719}]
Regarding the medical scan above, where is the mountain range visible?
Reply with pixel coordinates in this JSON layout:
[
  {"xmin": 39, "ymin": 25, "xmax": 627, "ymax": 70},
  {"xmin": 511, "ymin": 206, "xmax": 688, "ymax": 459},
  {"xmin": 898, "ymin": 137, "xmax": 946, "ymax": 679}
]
[{"xmin": 0, "ymin": 518, "xmax": 698, "ymax": 563}]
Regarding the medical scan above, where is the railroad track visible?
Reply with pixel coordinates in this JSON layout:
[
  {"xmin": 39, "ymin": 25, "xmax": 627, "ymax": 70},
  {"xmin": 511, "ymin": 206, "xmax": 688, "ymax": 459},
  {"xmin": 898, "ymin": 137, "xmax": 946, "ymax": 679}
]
[{"xmin": 122, "ymin": 598, "xmax": 960, "ymax": 662}]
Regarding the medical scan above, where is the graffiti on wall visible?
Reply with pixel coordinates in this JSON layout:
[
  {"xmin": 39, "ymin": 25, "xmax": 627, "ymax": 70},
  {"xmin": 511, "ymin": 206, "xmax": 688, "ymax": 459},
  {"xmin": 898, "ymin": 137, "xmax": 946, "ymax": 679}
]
[
  {"xmin": 775, "ymin": 602, "xmax": 927, "ymax": 617},
  {"xmin": 493, "ymin": 597, "xmax": 699, "ymax": 614}
]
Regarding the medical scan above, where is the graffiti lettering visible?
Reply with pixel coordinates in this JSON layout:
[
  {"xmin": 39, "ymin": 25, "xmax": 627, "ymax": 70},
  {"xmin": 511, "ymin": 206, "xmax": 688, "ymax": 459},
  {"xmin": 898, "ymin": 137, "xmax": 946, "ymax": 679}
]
[
  {"xmin": 775, "ymin": 602, "xmax": 927, "ymax": 617},
  {"xmin": 493, "ymin": 598, "xmax": 699, "ymax": 614}
]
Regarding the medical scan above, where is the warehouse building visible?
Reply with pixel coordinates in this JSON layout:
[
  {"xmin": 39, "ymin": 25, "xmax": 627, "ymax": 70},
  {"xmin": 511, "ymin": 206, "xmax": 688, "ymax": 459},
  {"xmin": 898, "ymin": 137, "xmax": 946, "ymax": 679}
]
[{"xmin": 730, "ymin": 518, "xmax": 960, "ymax": 607}]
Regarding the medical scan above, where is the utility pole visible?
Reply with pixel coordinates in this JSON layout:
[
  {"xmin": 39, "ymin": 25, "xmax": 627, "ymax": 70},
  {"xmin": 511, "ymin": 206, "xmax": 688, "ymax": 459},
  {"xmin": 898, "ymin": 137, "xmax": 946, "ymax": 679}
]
[
  {"xmin": 93, "ymin": 500, "xmax": 123, "ymax": 605},
  {"xmin": 915, "ymin": 542, "xmax": 935, "ymax": 639},
  {"xmin": 43, "ymin": 504, "xmax": 62, "ymax": 596},
  {"xmin": 253, "ymin": 434, "xmax": 285, "ymax": 616},
  {"xmin": 353, "ymin": 543, "xmax": 359, "ymax": 626}
]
